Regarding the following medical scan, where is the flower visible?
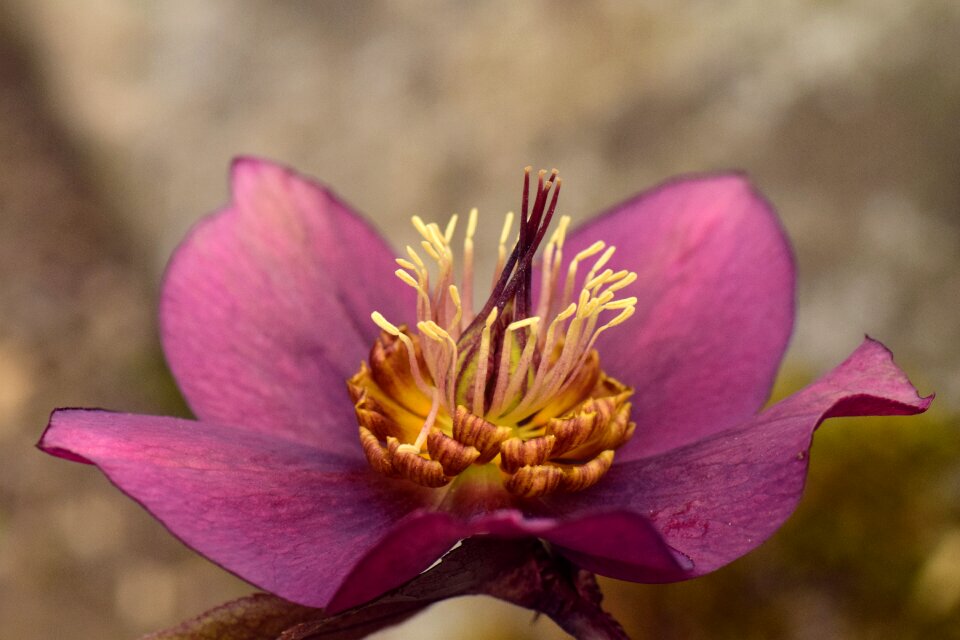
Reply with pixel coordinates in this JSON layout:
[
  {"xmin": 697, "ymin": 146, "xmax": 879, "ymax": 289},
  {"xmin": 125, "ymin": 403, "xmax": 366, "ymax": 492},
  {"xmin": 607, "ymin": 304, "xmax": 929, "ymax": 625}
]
[{"xmin": 39, "ymin": 158, "xmax": 930, "ymax": 614}]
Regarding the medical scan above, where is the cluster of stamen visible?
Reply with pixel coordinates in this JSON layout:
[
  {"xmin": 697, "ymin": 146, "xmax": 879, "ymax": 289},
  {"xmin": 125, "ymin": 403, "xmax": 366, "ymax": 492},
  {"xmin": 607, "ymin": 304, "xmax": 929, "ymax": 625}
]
[{"xmin": 348, "ymin": 168, "xmax": 637, "ymax": 498}]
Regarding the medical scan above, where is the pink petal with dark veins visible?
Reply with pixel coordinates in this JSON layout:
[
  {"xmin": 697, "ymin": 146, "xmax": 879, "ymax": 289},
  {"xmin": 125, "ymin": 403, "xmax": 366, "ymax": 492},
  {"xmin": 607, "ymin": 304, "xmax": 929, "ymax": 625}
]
[
  {"xmin": 38, "ymin": 409, "xmax": 429, "ymax": 608},
  {"xmin": 563, "ymin": 174, "xmax": 795, "ymax": 459},
  {"xmin": 160, "ymin": 158, "xmax": 412, "ymax": 454},
  {"xmin": 546, "ymin": 337, "xmax": 931, "ymax": 581},
  {"xmin": 327, "ymin": 509, "xmax": 689, "ymax": 613}
]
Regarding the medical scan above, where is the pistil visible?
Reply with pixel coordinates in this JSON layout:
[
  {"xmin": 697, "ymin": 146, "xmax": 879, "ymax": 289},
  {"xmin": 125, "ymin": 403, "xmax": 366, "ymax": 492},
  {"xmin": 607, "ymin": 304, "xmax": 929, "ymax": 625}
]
[{"xmin": 350, "ymin": 167, "xmax": 638, "ymax": 497}]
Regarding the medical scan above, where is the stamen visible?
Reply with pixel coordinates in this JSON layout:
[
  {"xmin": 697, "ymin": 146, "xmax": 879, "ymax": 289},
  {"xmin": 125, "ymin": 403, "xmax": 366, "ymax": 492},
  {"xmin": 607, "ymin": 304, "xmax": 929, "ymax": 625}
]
[
  {"xmin": 585, "ymin": 269, "xmax": 614, "ymax": 292},
  {"xmin": 489, "ymin": 317, "xmax": 540, "ymax": 418},
  {"xmin": 394, "ymin": 267, "xmax": 431, "ymax": 322},
  {"xmin": 499, "ymin": 303, "xmax": 576, "ymax": 423},
  {"xmin": 426, "ymin": 223, "xmax": 449, "ymax": 258},
  {"xmin": 357, "ymin": 167, "xmax": 639, "ymax": 496},
  {"xmin": 462, "ymin": 208, "xmax": 478, "ymax": 325},
  {"xmin": 405, "ymin": 245, "xmax": 426, "ymax": 271},
  {"xmin": 471, "ymin": 309, "xmax": 498, "ymax": 416},
  {"xmin": 443, "ymin": 214, "xmax": 459, "ymax": 244},
  {"xmin": 521, "ymin": 166, "xmax": 531, "ymax": 225},
  {"xmin": 417, "ymin": 320, "xmax": 459, "ymax": 410},
  {"xmin": 584, "ymin": 246, "xmax": 616, "ymax": 285},
  {"xmin": 420, "ymin": 239, "xmax": 441, "ymax": 262},
  {"xmin": 370, "ymin": 311, "xmax": 432, "ymax": 395},
  {"xmin": 535, "ymin": 215, "xmax": 571, "ymax": 323},
  {"xmin": 582, "ymin": 303, "xmax": 636, "ymax": 353},
  {"xmin": 410, "ymin": 215, "xmax": 429, "ymax": 237},
  {"xmin": 394, "ymin": 268, "xmax": 420, "ymax": 289},
  {"xmin": 446, "ymin": 285, "xmax": 463, "ymax": 335},
  {"xmin": 489, "ymin": 317, "xmax": 539, "ymax": 414},
  {"xmin": 604, "ymin": 270, "xmax": 637, "ymax": 293},
  {"xmin": 409, "ymin": 387, "xmax": 442, "ymax": 451},
  {"xmin": 562, "ymin": 241, "xmax": 606, "ymax": 310},
  {"xmin": 493, "ymin": 211, "xmax": 515, "ymax": 286}
]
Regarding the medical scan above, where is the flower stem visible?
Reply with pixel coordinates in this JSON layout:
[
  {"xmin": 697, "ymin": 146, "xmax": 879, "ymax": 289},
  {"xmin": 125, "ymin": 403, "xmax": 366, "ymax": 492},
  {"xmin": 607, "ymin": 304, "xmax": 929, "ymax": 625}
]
[{"xmin": 470, "ymin": 538, "xmax": 629, "ymax": 640}]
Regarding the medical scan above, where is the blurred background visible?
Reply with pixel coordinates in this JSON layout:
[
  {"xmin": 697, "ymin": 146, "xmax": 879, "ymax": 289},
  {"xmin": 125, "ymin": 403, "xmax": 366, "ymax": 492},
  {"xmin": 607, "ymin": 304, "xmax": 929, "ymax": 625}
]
[{"xmin": 0, "ymin": 1, "xmax": 957, "ymax": 638}]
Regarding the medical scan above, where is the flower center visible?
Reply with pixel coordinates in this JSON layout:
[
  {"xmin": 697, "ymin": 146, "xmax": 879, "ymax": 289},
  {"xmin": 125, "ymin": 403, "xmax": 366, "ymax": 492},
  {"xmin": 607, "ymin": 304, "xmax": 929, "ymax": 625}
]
[{"xmin": 348, "ymin": 168, "xmax": 637, "ymax": 498}]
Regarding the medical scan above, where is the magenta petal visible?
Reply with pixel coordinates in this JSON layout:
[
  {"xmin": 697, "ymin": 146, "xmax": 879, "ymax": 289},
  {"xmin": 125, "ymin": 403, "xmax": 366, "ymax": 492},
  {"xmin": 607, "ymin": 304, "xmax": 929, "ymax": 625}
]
[
  {"xmin": 563, "ymin": 174, "xmax": 795, "ymax": 459},
  {"xmin": 38, "ymin": 409, "xmax": 430, "ymax": 608},
  {"xmin": 547, "ymin": 337, "xmax": 931, "ymax": 581},
  {"xmin": 327, "ymin": 508, "xmax": 690, "ymax": 613},
  {"xmin": 160, "ymin": 158, "xmax": 413, "ymax": 453},
  {"xmin": 539, "ymin": 511, "xmax": 693, "ymax": 580},
  {"xmin": 325, "ymin": 511, "xmax": 467, "ymax": 613}
]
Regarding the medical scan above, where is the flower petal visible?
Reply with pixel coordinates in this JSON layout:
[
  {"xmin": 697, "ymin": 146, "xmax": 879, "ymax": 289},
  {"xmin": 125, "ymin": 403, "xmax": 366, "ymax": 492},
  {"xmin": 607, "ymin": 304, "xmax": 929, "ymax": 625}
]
[
  {"xmin": 563, "ymin": 174, "xmax": 795, "ymax": 458},
  {"xmin": 326, "ymin": 509, "xmax": 689, "ymax": 613},
  {"xmin": 160, "ymin": 158, "xmax": 413, "ymax": 453},
  {"xmin": 38, "ymin": 409, "xmax": 429, "ymax": 608},
  {"xmin": 546, "ymin": 337, "xmax": 931, "ymax": 581}
]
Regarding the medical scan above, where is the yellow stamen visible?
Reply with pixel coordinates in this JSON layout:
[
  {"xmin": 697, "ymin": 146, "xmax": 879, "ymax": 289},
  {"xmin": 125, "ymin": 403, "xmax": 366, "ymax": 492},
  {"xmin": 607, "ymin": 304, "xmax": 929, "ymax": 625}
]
[
  {"xmin": 446, "ymin": 285, "xmax": 463, "ymax": 335},
  {"xmin": 410, "ymin": 387, "xmax": 442, "ymax": 451},
  {"xmin": 472, "ymin": 308, "xmax": 498, "ymax": 416},
  {"xmin": 443, "ymin": 214, "xmax": 459, "ymax": 244},
  {"xmin": 562, "ymin": 240, "xmax": 606, "ymax": 310},
  {"xmin": 493, "ymin": 211, "xmax": 515, "ymax": 286},
  {"xmin": 488, "ymin": 317, "xmax": 539, "ymax": 415},
  {"xmin": 461, "ymin": 208, "xmax": 478, "ymax": 324},
  {"xmin": 370, "ymin": 312, "xmax": 432, "ymax": 396},
  {"xmin": 360, "ymin": 168, "xmax": 637, "ymax": 496}
]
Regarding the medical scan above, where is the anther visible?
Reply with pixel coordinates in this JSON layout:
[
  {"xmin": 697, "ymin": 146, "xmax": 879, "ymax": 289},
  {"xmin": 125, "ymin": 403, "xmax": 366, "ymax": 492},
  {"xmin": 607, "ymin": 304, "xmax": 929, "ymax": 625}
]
[{"xmin": 354, "ymin": 167, "xmax": 637, "ymax": 496}]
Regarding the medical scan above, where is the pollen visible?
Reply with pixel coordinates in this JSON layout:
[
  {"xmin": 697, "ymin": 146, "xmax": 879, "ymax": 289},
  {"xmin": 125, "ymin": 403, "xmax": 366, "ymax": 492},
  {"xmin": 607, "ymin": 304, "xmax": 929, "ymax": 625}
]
[{"xmin": 348, "ymin": 168, "xmax": 637, "ymax": 498}]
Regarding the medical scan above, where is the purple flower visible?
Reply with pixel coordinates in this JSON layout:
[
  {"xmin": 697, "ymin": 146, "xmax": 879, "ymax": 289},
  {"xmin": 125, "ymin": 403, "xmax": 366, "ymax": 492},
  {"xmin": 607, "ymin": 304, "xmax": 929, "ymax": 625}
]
[{"xmin": 39, "ymin": 158, "xmax": 930, "ymax": 614}]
